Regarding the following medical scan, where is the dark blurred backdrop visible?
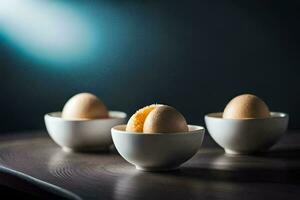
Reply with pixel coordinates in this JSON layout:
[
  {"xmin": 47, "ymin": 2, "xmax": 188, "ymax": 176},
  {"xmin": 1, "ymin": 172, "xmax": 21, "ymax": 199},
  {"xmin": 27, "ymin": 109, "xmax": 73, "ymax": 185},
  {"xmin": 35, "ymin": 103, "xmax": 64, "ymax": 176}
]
[{"xmin": 0, "ymin": 0, "xmax": 299, "ymax": 132}]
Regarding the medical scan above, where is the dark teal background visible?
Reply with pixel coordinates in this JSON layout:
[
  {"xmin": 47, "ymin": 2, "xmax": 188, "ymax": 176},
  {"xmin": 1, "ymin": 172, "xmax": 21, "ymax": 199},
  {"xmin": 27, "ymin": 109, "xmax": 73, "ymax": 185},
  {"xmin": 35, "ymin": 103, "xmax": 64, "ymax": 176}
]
[{"xmin": 0, "ymin": 0, "xmax": 299, "ymax": 132}]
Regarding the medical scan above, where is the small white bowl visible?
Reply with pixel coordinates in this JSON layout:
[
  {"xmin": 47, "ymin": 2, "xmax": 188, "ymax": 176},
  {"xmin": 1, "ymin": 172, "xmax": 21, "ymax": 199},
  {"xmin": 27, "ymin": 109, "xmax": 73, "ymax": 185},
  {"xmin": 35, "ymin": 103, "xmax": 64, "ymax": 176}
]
[
  {"xmin": 45, "ymin": 111, "xmax": 127, "ymax": 152},
  {"xmin": 111, "ymin": 125, "xmax": 205, "ymax": 171},
  {"xmin": 205, "ymin": 112, "xmax": 289, "ymax": 154}
]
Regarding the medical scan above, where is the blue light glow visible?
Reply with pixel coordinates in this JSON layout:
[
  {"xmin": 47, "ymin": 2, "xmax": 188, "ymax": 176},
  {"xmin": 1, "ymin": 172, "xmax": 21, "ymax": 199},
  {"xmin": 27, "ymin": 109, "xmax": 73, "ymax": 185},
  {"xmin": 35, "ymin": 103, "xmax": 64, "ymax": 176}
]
[{"xmin": 0, "ymin": 0, "xmax": 102, "ymax": 67}]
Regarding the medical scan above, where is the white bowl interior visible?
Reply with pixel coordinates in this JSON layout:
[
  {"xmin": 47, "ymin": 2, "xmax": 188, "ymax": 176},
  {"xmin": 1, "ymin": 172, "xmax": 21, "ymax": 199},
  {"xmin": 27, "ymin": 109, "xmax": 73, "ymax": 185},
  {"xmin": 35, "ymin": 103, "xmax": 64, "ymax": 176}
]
[
  {"xmin": 112, "ymin": 124, "xmax": 204, "ymax": 134},
  {"xmin": 47, "ymin": 111, "xmax": 127, "ymax": 120},
  {"xmin": 206, "ymin": 112, "xmax": 288, "ymax": 119}
]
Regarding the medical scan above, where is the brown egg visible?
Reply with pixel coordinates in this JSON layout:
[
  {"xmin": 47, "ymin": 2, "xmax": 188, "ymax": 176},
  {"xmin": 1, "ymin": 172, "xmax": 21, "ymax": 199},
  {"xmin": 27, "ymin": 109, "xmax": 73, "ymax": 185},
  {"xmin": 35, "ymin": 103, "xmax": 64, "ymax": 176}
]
[
  {"xmin": 223, "ymin": 94, "xmax": 270, "ymax": 119},
  {"xmin": 143, "ymin": 105, "xmax": 188, "ymax": 133},
  {"xmin": 62, "ymin": 93, "xmax": 108, "ymax": 120}
]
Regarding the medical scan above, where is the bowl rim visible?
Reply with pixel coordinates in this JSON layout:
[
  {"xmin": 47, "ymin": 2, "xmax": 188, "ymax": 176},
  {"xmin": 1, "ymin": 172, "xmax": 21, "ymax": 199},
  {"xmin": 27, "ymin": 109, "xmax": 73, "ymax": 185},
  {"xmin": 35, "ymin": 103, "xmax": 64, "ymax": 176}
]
[
  {"xmin": 111, "ymin": 124, "xmax": 205, "ymax": 135},
  {"xmin": 205, "ymin": 112, "xmax": 288, "ymax": 121},
  {"xmin": 45, "ymin": 111, "xmax": 127, "ymax": 122}
]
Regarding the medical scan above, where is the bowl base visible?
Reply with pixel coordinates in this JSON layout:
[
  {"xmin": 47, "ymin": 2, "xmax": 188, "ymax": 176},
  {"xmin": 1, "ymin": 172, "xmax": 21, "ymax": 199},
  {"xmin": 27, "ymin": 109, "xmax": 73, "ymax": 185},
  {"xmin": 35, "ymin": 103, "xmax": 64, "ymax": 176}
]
[
  {"xmin": 225, "ymin": 149, "xmax": 265, "ymax": 155},
  {"xmin": 135, "ymin": 165, "xmax": 179, "ymax": 172},
  {"xmin": 62, "ymin": 147, "xmax": 74, "ymax": 153},
  {"xmin": 62, "ymin": 146, "xmax": 110, "ymax": 153},
  {"xmin": 225, "ymin": 149, "xmax": 249, "ymax": 155}
]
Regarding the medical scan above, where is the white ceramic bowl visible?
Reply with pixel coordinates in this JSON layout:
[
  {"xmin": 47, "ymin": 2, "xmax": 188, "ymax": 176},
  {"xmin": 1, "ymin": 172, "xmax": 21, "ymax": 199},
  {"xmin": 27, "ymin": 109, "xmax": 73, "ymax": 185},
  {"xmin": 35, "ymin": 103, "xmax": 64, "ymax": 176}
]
[
  {"xmin": 111, "ymin": 125, "xmax": 205, "ymax": 171},
  {"xmin": 205, "ymin": 112, "xmax": 289, "ymax": 154},
  {"xmin": 45, "ymin": 111, "xmax": 127, "ymax": 152}
]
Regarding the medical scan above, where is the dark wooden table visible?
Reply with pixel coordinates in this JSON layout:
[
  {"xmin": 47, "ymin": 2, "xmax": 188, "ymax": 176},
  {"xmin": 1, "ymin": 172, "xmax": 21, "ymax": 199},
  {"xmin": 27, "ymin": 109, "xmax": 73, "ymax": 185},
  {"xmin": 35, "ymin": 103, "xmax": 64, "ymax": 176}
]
[{"xmin": 0, "ymin": 131, "xmax": 300, "ymax": 200}]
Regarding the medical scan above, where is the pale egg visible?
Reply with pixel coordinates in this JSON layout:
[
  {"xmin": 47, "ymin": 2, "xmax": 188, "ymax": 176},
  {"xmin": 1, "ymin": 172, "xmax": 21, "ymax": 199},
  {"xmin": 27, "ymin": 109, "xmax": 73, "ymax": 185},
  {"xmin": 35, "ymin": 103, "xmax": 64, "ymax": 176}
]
[
  {"xmin": 223, "ymin": 94, "xmax": 270, "ymax": 119},
  {"xmin": 62, "ymin": 93, "xmax": 108, "ymax": 120}
]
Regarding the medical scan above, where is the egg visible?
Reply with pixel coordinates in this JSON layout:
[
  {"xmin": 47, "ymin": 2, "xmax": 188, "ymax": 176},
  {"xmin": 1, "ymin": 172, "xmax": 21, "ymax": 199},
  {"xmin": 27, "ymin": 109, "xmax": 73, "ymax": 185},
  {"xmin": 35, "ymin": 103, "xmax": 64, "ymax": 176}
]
[
  {"xmin": 126, "ymin": 104, "xmax": 161, "ymax": 132},
  {"xmin": 223, "ymin": 94, "xmax": 270, "ymax": 119},
  {"xmin": 126, "ymin": 104, "xmax": 188, "ymax": 133},
  {"xmin": 143, "ymin": 105, "xmax": 188, "ymax": 133},
  {"xmin": 62, "ymin": 93, "xmax": 108, "ymax": 120}
]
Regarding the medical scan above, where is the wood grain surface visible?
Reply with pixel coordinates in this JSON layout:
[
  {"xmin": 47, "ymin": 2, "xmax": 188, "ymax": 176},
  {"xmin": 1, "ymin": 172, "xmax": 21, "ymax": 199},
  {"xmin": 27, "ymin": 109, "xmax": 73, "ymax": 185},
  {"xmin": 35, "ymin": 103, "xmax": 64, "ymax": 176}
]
[{"xmin": 0, "ymin": 131, "xmax": 300, "ymax": 200}]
